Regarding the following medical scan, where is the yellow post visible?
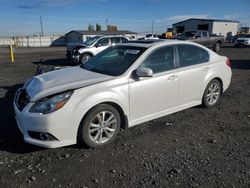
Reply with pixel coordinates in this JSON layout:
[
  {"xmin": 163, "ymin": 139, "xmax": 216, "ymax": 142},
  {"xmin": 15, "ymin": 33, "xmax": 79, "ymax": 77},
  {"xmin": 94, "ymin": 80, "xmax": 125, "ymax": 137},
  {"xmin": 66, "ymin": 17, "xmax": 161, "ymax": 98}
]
[{"xmin": 10, "ymin": 44, "xmax": 14, "ymax": 63}]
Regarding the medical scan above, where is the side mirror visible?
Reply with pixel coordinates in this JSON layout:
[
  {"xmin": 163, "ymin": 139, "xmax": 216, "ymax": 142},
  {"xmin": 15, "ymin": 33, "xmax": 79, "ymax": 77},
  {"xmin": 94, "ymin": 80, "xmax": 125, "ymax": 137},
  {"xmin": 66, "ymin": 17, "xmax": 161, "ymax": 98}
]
[
  {"xmin": 95, "ymin": 43, "xmax": 100, "ymax": 48},
  {"xmin": 195, "ymin": 35, "xmax": 201, "ymax": 39},
  {"xmin": 136, "ymin": 67, "xmax": 153, "ymax": 77}
]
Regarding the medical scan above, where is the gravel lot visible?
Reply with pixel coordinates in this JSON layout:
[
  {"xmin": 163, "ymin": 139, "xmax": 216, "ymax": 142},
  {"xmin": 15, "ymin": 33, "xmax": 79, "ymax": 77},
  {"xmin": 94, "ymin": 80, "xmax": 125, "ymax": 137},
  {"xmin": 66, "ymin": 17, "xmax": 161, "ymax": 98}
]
[{"xmin": 0, "ymin": 45, "xmax": 250, "ymax": 188}]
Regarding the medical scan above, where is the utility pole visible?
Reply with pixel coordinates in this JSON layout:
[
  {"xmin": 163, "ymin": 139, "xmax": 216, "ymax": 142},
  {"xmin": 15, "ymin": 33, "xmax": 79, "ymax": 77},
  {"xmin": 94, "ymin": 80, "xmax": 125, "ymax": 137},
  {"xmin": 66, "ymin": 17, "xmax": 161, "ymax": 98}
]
[
  {"xmin": 152, "ymin": 20, "xmax": 154, "ymax": 35},
  {"xmin": 40, "ymin": 16, "xmax": 44, "ymax": 36},
  {"xmin": 106, "ymin": 18, "xmax": 108, "ymax": 30}
]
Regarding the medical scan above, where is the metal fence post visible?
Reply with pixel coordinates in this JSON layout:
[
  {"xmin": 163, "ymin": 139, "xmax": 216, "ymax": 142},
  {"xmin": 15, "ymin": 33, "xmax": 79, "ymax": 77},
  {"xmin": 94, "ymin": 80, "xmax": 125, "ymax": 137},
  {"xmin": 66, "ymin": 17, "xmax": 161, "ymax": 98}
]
[{"xmin": 9, "ymin": 44, "xmax": 14, "ymax": 63}]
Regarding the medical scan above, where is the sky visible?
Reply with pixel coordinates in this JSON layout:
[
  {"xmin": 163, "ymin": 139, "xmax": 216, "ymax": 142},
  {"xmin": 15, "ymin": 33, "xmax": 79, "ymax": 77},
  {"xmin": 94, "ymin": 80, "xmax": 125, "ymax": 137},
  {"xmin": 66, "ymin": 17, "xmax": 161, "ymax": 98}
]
[{"xmin": 0, "ymin": 0, "xmax": 249, "ymax": 36}]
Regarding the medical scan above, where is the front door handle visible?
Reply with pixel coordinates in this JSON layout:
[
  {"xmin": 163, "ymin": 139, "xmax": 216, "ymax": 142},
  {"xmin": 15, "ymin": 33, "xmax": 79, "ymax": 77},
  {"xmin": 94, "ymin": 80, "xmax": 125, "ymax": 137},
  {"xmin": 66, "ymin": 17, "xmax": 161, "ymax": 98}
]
[{"xmin": 168, "ymin": 75, "xmax": 178, "ymax": 81}]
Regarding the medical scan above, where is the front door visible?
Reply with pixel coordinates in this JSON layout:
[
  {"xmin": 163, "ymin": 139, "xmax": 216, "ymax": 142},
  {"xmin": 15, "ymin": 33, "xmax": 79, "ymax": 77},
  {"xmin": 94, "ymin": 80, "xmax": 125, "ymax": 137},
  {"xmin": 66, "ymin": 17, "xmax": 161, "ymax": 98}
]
[{"xmin": 129, "ymin": 45, "xmax": 179, "ymax": 125}]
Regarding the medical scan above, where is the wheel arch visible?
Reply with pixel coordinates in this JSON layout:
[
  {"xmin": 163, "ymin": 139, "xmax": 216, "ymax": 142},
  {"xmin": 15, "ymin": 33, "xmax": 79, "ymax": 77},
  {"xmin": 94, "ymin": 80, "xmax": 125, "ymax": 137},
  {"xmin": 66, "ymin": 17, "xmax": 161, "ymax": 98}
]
[
  {"xmin": 78, "ymin": 48, "xmax": 94, "ymax": 56},
  {"xmin": 203, "ymin": 76, "xmax": 224, "ymax": 96},
  {"xmin": 76, "ymin": 101, "xmax": 128, "ymax": 143}
]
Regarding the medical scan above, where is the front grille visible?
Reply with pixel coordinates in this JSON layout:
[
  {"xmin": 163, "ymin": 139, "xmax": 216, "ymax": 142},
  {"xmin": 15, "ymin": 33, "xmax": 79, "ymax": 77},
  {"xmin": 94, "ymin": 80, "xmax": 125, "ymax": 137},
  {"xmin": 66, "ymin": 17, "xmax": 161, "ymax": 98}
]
[{"xmin": 15, "ymin": 89, "xmax": 30, "ymax": 111}]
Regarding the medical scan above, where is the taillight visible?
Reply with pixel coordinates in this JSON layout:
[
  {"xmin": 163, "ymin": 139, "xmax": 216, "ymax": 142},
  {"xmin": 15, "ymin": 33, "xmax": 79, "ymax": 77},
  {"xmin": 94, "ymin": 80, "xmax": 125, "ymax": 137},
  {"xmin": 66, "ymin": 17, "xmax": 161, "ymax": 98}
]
[{"xmin": 226, "ymin": 59, "xmax": 231, "ymax": 68}]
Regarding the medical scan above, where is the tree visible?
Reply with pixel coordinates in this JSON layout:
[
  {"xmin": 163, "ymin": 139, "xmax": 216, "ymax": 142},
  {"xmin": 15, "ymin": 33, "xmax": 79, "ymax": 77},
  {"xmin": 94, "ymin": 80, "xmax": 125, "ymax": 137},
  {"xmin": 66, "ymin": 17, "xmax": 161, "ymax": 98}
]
[
  {"xmin": 107, "ymin": 25, "xmax": 118, "ymax": 31},
  {"xmin": 88, "ymin": 24, "xmax": 94, "ymax": 31},
  {"xmin": 96, "ymin": 23, "xmax": 102, "ymax": 31}
]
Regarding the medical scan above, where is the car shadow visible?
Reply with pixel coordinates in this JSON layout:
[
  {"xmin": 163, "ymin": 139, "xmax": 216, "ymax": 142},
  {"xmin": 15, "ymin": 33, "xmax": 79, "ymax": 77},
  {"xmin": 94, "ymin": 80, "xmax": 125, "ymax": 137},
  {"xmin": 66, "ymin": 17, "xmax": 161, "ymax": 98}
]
[
  {"xmin": 221, "ymin": 44, "xmax": 235, "ymax": 49},
  {"xmin": 33, "ymin": 58, "xmax": 73, "ymax": 67},
  {"xmin": 0, "ymin": 84, "xmax": 43, "ymax": 154},
  {"xmin": 230, "ymin": 60, "xmax": 250, "ymax": 70}
]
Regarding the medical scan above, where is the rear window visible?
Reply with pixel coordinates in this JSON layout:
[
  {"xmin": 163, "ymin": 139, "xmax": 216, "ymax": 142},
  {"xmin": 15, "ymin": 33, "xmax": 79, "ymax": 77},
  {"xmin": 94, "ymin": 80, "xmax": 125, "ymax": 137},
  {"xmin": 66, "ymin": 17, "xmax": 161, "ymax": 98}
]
[
  {"xmin": 111, "ymin": 37, "xmax": 121, "ymax": 44},
  {"xmin": 177, "ymin": 45, "xmax": 210, "ymax": 67}
]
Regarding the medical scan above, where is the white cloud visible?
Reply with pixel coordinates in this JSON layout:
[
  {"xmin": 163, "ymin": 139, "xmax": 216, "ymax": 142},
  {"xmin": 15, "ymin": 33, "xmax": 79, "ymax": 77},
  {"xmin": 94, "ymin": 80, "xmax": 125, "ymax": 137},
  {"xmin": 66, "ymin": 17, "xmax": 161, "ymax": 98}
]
[
  {"xmin": 224, "ymin": 14, "xmax": 239, "ymax": 20},
  {"xmin": 165, "ymin": 14, "xmax": 211, "ymax": 22}
]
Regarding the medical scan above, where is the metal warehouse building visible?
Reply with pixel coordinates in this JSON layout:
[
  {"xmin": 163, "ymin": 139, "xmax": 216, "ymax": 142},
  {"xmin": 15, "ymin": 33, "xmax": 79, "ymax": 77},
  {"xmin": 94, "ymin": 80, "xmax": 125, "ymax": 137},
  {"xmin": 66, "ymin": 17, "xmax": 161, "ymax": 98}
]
[
  {"xmin": 173, "ymin": 18, "xmax": 239, "ymax": 37},
  {"xmin": 66, "ymin": 30, "xmax": 137, "ymax": 44}
]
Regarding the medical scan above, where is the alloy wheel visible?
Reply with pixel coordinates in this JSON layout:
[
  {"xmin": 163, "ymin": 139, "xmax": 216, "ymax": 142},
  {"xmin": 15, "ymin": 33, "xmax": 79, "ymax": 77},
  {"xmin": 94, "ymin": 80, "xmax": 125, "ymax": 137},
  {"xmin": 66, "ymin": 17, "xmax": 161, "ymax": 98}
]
[
  {"xmin": 206, "ymin": 82, "xmax": 220, "ymax": 105},
  {"xmin": 88, "ymin": 111, "xmax": 117, "ymax": 144}
]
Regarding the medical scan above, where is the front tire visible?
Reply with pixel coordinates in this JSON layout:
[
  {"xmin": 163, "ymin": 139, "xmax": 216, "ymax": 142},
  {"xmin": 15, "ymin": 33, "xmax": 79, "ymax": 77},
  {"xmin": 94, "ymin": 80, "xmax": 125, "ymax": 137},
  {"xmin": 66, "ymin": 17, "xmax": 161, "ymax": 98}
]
[
  {"xmin": 202, "ymin": 79, "xmax": 222, "ymax": 108},
  {"xmin": 80, "ymin": 53, "xmax": 92, "ymax": 64},
  {"xmin": 79, "ymin": 104, "xmax": 121, "ymax": 148}
]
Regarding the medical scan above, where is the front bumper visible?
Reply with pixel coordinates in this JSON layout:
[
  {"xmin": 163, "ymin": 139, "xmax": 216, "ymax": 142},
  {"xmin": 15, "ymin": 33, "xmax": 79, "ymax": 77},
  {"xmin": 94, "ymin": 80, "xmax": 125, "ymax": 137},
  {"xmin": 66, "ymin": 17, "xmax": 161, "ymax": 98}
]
[
  {"xmin": 235, "ymin": 41, "xmax": 250, "ymax": 46},
  {"xmin": 14, "ymin": 98, "xmax": 78, "ymax": 148}
]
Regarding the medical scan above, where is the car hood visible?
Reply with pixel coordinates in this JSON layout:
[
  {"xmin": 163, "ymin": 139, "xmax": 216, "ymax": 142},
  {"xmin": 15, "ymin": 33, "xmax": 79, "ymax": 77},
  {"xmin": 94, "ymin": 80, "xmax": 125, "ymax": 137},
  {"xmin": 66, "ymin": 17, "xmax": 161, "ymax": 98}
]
[
  {"xmin": 24, "ymin": 66, "xmax": 114, "ymax": 101},
  {"xmin": 237, "ymin": 38, "xmax": 250, "ymax": 41}
]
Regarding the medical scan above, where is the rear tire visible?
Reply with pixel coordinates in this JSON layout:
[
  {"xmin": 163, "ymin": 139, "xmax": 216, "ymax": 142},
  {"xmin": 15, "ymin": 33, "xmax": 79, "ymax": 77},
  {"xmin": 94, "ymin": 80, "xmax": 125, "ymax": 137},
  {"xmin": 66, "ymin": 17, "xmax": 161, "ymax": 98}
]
[
  {"xmin": 202, "ymin": 79, "xmax": 222, "ymax": 108},
  {"xmin": 79, "ymin": 104, "xmax": 121, "ymax": 149}
]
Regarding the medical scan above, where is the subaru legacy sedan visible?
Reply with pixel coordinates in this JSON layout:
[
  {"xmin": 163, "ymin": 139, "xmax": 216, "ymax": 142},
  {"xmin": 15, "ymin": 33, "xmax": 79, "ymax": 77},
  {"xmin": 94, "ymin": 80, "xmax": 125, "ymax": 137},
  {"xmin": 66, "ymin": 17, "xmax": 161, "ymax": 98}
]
[{"xmin": 14, "ymin": 40, "xmax": 232, "ymax": 148}]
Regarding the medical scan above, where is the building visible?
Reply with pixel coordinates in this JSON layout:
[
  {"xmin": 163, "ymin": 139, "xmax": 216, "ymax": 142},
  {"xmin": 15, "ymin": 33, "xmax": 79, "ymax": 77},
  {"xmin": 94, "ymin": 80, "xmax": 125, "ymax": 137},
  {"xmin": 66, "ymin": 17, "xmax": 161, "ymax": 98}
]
[
  {"xmin": 173, "ymin": 18, "xmax": 239, "ymax": 37},
  {"xmin": 66, "ymin": 30, "xmax": 137, "ymax": 44}
]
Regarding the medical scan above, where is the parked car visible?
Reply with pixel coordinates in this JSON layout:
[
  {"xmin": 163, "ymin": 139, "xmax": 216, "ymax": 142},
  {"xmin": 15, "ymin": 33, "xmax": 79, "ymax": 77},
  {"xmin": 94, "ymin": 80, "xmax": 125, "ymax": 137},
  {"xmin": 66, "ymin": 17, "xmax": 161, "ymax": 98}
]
[
  {"xmin": 14, "ymin": 40, "xmax": 231, "ymax": 149},
  {"xmin": 138, "ymin": 34, "xmax": 159, "ymax": 40},
  {"xmin": 234, "ymin": 34, "xmax": 250, "ymax": 47},
  {"xmin": 66, "ymin": 43, "xmax": 87, "ymax": 60},
  {"xmin": 68, "ymin": 36, "xmax": 130, "ymax": 64},
  {"xmin": 174, "ymin": 30, "xmax": 224, "ymax": 52},
  {"xmin": 232, "ymin": 34, "xmax": 246, "ymax": 43}
]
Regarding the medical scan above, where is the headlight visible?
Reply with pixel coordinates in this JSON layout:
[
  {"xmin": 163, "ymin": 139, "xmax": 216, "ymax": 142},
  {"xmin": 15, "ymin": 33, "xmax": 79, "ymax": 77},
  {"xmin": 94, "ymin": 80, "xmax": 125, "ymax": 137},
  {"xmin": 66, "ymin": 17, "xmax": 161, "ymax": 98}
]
[{"xmin": 29, "ymin": 91, "xmax": 73, "ymax": 114}]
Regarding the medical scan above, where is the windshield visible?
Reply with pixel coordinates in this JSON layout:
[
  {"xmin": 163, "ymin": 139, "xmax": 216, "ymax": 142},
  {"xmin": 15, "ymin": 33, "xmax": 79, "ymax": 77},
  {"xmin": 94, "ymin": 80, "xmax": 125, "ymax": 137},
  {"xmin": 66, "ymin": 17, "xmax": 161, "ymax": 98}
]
[
  {"xmin": 182, "ymin": 31, "xmax": 196, "ymax": 37},
  {"xmin": 84, "ymin": 36, "xmax": 101, "ymax": 46},
  {"xmin": 80, "ymin": 46, "xmax": 146, "ymax": 76}
]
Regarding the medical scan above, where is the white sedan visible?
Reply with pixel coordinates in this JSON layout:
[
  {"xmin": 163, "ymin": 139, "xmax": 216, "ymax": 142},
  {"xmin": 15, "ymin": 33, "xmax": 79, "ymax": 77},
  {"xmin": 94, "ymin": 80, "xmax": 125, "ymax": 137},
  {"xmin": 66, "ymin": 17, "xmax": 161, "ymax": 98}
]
[{"xmin": 14, "ymin": 40, "xmax": 232, "ymax": 148}]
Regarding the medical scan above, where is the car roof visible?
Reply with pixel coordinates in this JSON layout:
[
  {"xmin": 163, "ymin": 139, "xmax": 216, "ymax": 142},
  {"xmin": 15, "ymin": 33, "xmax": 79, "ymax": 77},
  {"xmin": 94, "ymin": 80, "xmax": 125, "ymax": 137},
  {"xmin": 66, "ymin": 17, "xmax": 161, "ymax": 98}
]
[
  {"xmin": 119, "ymin": 39, "xmax": 194, "ymax": 48},
  {"xmin": 100, "ymin": 35, "xmax": 128, "ymax": 38}
]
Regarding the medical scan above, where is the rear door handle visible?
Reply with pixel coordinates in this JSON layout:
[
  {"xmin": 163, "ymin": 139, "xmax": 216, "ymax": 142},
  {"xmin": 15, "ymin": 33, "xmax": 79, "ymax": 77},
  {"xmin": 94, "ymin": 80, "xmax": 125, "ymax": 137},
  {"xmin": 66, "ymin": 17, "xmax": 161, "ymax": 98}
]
[
  {"xmin": 202, "ymin": 67, "xmax": 209, "ymax": 72},
  {"xmin": 168, "ymin": 75, "xmax": 178, "ymax": 81}
]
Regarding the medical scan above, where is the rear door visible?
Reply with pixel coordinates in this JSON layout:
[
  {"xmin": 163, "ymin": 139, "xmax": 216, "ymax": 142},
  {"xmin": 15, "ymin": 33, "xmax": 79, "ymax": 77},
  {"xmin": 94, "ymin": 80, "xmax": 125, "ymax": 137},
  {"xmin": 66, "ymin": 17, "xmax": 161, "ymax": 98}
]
[
  {"xmin": 111, "ymin": 37, "xmax": 121, "ymax": 45},
  {"xmin": 175, "ymin": 44, "xmax": 211, "ymax": 105},
  {"xmin": 201, "ymin": 31, "xmax": 210, "ymax": 47}
]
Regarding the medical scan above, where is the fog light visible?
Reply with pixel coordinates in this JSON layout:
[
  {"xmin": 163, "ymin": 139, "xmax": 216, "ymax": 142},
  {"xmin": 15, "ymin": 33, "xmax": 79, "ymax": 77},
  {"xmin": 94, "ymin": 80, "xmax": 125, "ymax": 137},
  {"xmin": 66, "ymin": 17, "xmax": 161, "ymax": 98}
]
[
  {"xmin": 40, "ymin": 133, "xmax": 49, "ymax": 141},
  {"xmin": 28, "ymin": 131, "xmax": 58, "ymax": 141}
]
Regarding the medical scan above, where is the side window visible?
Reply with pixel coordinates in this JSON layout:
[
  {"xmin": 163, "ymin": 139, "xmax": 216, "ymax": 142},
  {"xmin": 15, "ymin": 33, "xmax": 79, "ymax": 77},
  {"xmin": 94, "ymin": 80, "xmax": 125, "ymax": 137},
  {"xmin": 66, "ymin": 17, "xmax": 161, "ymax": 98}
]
[
  {"xmin": 111, "ymin": 37, "xmax": 121, "ymax": 44},
  {"xmin": 139, "ymin": 46, "xmax": 175, "ymax": 74},
  {"xmin": 97, "ymin": 38, "xmax": 110, "ymax": 46},
  {"xmin": 196, "ymin": 32, "xmax": 202, "ymax": 38},
  {"xmin": 202, "ymin": 32, "xmax": 208, "ymax": 37},
  {"xmin": 199, "ymin": 47, "xmax": 209, "ymax": 63},
  {"xmin": 121, "ymin": 37, "xmax": 129, "ymax": 42},
  {"xmin": 177, "ymin": 45, "xmax": 209, "ymax": 67}
]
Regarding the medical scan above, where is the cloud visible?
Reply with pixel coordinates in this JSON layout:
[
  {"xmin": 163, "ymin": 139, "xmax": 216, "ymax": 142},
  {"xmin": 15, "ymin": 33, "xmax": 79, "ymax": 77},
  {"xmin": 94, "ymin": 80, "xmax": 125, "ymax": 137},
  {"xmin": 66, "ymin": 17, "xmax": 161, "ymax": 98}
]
[
  {"xmin": 224, "ymin": 14, "xmax": 240, "ymax": 20},
  {"xmin": 165, "ymin": 14, "xmax": 211, "ymax": 22}
]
